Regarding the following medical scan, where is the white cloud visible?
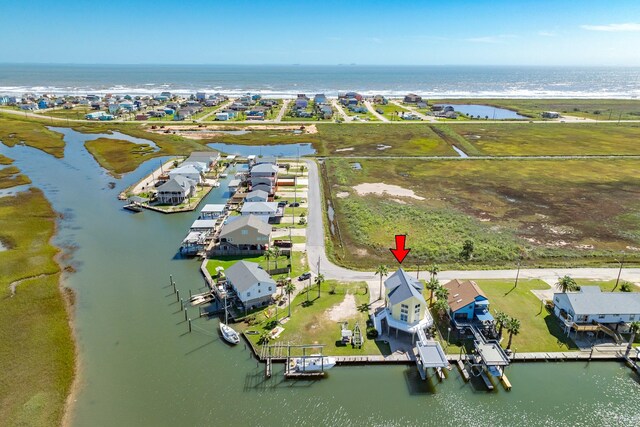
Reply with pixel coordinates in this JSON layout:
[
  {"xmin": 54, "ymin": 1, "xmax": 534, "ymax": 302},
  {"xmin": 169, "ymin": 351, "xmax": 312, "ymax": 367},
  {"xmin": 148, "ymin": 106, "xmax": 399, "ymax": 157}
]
[
  {"xmin": 581, "ymin": 23, "xmax": 640, "ymax": 32},
  {"xmin": 538, "ymin": 31, "xmax": 556, "ymax": 37},
  {"xmin": 465, "ymin": 34, "xmax": 516, "ymax": 44}
]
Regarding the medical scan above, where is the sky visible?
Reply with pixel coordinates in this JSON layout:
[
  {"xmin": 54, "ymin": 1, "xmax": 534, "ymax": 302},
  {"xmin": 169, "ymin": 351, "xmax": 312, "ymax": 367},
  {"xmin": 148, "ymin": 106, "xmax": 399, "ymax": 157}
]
[{"xmin": 2, "ymin": 0, "xmax": 640, "ymax": 66}]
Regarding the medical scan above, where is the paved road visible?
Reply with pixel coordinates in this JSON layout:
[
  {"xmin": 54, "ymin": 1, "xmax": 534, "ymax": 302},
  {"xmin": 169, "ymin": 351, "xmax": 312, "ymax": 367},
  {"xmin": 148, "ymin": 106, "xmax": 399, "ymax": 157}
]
[
  {"xmin": 364, "ymin": 100, "xmax": 388, "ymax": 122},
  {"xmin": 304, "ymin": 159, "xmax": 640, "ymax": 285},
  {"xmin": 196, "ymin": 99, "xmax": 233, "ymax": 122},
  {"xmin": 330, "ymin": 99, "xmax": 352, "ymax": 122},
  {"xmin": 389, "ymin": 100, "xmax": 434, "ymax": 122},
  {"xmin": 273, "ymin": 99, "xmax": 291, "ymax": 122}
]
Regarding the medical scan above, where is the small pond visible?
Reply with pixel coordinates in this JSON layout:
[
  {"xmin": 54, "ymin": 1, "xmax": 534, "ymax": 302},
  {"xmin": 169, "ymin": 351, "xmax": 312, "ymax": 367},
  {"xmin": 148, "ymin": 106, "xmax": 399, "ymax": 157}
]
[
  {"xmin": 436, "ymin": 104, "xmax": 526, "ymax": 119},
  {"xmin": 451, "ymin": 146, "xmax": 469, "ymax": 158},
  {"xmin": 207, "ymin": 142, "xmax": 316, "ymax": 157}
]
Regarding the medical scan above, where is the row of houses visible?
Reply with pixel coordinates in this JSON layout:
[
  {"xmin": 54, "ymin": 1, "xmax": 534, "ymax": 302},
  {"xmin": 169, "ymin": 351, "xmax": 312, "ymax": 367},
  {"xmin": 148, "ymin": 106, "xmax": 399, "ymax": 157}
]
[
  {"xmin": 288, "ymin": 93, "xmax": 333, "ymax": 119},
  {"xmin": 156, "ymin": 151, "xmax": 221, "ymax": 205}
]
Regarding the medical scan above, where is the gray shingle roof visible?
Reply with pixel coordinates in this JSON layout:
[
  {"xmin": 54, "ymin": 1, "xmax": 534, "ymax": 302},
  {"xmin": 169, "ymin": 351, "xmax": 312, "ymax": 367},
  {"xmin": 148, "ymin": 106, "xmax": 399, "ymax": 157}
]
[
  {"xmin": 251, "ymin": 164, "xmax": 278, "ymax": 174},
  {"xmin": 220, "ymin": 214, "xmax": 271, "ymax": 239},
  {"xmin": 246, "ymin": 189, "xmax": 269, "ymax": 200},
  {"xmin": 226, "ymin": 261, "xmax": 275, "ymax": 292},
  {"xmin": 557, "ymin": 286, "xmax": 640, "ymax": 315},
  {"xmin": 385, "ymin": 268, "xmax": 425, "ymax": 306}
]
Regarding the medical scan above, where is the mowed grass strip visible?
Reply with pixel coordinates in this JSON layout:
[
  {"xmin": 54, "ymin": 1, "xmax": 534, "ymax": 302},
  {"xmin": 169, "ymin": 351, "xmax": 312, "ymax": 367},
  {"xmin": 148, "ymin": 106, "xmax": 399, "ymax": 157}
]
[
  {"xmin": 452, "ymin": 122, "xmax": 640, "ymax": 156},
  {"xmin": 325, "ymin": 157, "xmax": 640, "ymax": 269},
  {"xmin": 0, "ymin": 188, "xmax": 74, "ymax": 427},
  {"xmin": 0, "ymin": 115, "xmax": 66, "ymax": 158}
]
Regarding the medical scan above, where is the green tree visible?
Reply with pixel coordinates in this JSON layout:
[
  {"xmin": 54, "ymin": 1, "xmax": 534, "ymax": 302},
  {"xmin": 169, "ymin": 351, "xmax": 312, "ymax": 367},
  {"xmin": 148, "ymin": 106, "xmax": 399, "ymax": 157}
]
[
  {"xmin": 272, "ymin": 246, "xmax": 282, "ymax": 270},
  {"xmin": 435, "ymin": 285, "xmax": 449, "ymax": 302},
  {"xmin": 626, "ymin": 321, "xmax": 640, "ymax": 356},
  {"xmin": 620, "ymin": 281, "xmax": 633, "ymax": 292},
  {"xmin": 284, "ymin": 282, "xmax": 296, "ymax": 318},
  {"xmin": 263, "ymin": 249, "xmax": 272, "ymax": 272},
  {"xmin": 494, "ymin": 310, "xmax": 509, "ymax": 338},
  {"xmin": 375, "ymin": 264, "xmax": 389, "ymax": 302},
  {"xmin": 426, "ymin": 277, "xmax": 440, "ymax": 305},
  {"xmin": 258, "ymin": 331, "xmax": 272, "ymax": 345},
  {"xmin": 505, "ymin": 317, "xmax": 521, "ymax": 350},
  {"xmin": 556, "ymin": 275, "xmax": 578, "ymax": 293},
  {"xmin": 460, "ymin": 239, "xmax": 474, "ymax": 260},
  {"xmin": 433, "ymin": 298, "xmax": 449, "ymax": 320}
]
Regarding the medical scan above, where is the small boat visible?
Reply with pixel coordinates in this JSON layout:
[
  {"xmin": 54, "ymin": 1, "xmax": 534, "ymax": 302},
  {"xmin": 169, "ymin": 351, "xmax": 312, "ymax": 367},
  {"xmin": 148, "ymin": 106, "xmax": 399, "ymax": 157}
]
[
  {"xmin": 290, "ymin": 355, "xmax": 336, "ymax": 372},
  {"xmin": 212, "ymin": 182, "xmax": 220, "ymax": 188},
  {"xmin": 190, "ymin": 295, "xmax": 209, "ymax": 306},
  {"xmin": 219, "ymin": 173, "xmax": 228, "ymax": 178},
  {"xmin": 123, "ymin": 203, "xmax": 143, "ymax": 212},
  {"xmin": 220, "ymin": 322, "xmax": 240, "ymax": 344},
  {"xmin": 487, "ymin": 365, "xmax": 503, "ymax": 378}
]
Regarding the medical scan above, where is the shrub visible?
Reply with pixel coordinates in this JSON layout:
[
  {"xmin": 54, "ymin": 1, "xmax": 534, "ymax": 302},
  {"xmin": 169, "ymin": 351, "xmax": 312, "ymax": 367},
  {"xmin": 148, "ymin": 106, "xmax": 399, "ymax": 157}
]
[{"xmin": 366, "ymin": 326, "xmax": 379, "ymax": 338}]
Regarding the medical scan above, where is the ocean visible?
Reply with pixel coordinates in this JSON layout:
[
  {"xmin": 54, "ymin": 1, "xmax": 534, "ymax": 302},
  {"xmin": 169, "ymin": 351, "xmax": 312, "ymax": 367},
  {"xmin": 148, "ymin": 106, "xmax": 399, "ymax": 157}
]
[{"xmin": 1, "ymin": 64, "xmax": 640, "ymax": 98}]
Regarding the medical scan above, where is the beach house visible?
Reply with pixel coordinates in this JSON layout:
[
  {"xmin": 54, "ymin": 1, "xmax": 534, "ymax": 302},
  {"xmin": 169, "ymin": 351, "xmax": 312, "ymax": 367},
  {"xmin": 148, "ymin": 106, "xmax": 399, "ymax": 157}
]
[
  {"xmin": 553, "ymin": 287, "xmax": 640, "ymax": 334},
  {"xmin": 442, "ymin": 279, "xmax": 494, "ymax": 329},
  {"xmin": 217, "ymin": 215, "xmax": 271, "ymax": 255},
  {"xmin": 245, "ymin": 189, "xmax": 270, "ymax": 203},
  {"xmin": 225, "ymin": 261, "xmax": 277, "ymax": 311},
  {"xmin": 169, "ymin": 164, "xmax": 203, "ymax": 184},
  {"xmin": 372, "ymin": 268, "xmax": 433, "ymax": 342},
  {"xmin": 155, "ymin": 176, "xmax": 197, "ymax": 205},
  {"xmin": 185, "ymin": 151, "xmax": 221, "ymax": 170},
  {"xmin": 403, "ymin": 93, "xmax": 422, "ymax": 104}
]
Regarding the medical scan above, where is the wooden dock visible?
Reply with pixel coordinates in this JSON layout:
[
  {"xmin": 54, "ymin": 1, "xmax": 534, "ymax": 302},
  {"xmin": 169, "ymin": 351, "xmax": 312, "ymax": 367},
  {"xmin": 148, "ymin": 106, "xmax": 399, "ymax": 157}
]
[
  {"xmin": 456, "ymin": 360, "xmax": 470, "ymax": 382},
  {"xmin": 500, "ymin": 374, "xmax": 512, "ymax": 391}
]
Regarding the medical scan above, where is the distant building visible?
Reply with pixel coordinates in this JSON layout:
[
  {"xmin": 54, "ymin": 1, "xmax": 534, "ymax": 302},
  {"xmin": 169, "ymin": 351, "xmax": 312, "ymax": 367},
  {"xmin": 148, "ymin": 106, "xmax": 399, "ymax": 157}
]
[
  {"xmin": 542, "ymin": 111, "xmax": 560, "ymax": 119},
  {"xmin": 225, "ymin": 260, "xmax": 276, "ymax": 310},
  {"xmin": 403, "ymin": 93, "xmax": 422, "ymax": 104}
]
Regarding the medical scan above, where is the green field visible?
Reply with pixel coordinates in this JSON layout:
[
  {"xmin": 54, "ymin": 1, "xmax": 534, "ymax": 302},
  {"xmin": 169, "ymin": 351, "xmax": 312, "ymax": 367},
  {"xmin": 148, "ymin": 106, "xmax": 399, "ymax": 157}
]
[
  {"xmin": 324, "ymin": 157, "xmax": 640, "ymax": 269},
  {"xmin": 41, "ymin": 106, "xmax": 92, "ymax": 120},
  {"xmin": 343, "ymin": 103, "xmax": 379, "ymax": 122},
  {"xmin": 452, "ymin": 122, "xmax": 640, "ymax": 156},
  {"xmin": 242, "ymin": 281, "xmax": 390, "ymax": 356},
  {"xmin": 84, "ymin": 137, "xmax": 157, "ymax": 176},
  {"xmin": 0, "ymin": 186, "xmax": 75, "ymax": 426},
  {"xmin": 371, "ymin": 103, "xmax": 409, "ymax": 121}
]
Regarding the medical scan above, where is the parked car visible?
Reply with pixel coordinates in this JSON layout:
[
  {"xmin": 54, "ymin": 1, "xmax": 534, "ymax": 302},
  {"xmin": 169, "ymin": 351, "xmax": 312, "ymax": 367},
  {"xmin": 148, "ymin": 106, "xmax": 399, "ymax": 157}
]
[
  {"xmin": 298, "ymin": 272, "xmax": 311, "ymax": 281},
  {"xmin": 290, "ymin": 202, "xmax": 300, "ymax": 208},
  {"xmin": 277, "ymin": 201, "xmax": 288, "ymax": 207}
]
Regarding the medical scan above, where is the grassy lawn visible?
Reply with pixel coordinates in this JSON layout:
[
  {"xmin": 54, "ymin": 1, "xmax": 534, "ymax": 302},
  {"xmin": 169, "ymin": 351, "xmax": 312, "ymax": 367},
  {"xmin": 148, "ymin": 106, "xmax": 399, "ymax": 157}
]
[
  {"xmin": 41, "ymin": 106, "xmax": 92, "ymax": 120},
  {"xmin": 0, "ymin": 187, "xmax": 75, "ymax": 426},
  {"xmin": 207, "ymin": 250, "xmax": 307, "ymax": 280},
  {"xmin": 430, "ymin": 98, "xmax": 640, "ymax": 120},
  {"xmin": 0, "ymin": 115, "xmax": 66, "ymax": 158},
  {"xmin": 324, "ymin": 157, "xmax": 640, "ymax": 269},
  {"xmin": 372, "ymin": 103, "xmax": 409, "ymax": 121},
  {"xmin": 84, "ymin": 137, "xmax": 157, "ymax": 176},
  {"xmin": 473, "ymin": 279, "xmax": 577, "ymax": 352},
  {"xmin": 452, "ymin": 122, "xmax": 640, "ymax": 156},
  {"xmin": 242, "ymin": 281, "xmax": 391, "ymax": 356},
  {"xmin": 343, "ymin": 104, "xmax": 379, "ymax": 122},
  {"xmin": 574, "ymin": 279, "xmax": 640, "ymax": 292}
]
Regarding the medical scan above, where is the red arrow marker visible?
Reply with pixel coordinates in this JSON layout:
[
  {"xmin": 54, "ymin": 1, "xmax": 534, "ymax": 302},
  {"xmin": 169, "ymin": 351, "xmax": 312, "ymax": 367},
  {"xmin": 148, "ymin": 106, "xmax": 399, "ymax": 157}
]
[{"xmin": 390, "ymin": 235, "xmax": 411, "ymax": 264}]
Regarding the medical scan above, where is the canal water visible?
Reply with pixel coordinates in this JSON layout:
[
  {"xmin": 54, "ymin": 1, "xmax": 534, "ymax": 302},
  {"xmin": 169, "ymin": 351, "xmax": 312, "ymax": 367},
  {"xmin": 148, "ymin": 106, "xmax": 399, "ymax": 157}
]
[
  {"xmin": 436, "ymin": 104, "xmax": 527, "ymax": 120},
  {"xmin": 1, "ymin": 130, "xmax": 639, "ymax": 426}
]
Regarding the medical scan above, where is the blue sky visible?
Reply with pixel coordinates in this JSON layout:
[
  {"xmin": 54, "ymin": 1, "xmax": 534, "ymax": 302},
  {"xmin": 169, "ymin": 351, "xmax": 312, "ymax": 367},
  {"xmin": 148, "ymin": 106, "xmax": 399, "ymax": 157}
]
[{"xmin": 2, "ymin": 0, "xmax": 640, "ymax": 65}]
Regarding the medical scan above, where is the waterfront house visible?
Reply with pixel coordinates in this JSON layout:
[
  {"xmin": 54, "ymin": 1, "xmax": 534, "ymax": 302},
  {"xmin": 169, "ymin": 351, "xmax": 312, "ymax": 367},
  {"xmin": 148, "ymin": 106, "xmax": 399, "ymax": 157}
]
[
  {"xmin": 403, "ymin": 93, "xmax": 422, "ymax": 104},
  {"xmin": 372, "ymin": 268, "xmax": 432, "ymax": 342},
  {"xmin": 295, "ymin": 98, "xmax": 309, "ymax": 109},
  {"xmin": 373, "ymin": 95, "xmax": 387, "ymax": 104},
  {"xmin": 245, "ymin": 189, "xmax": 269, "ymax": 203},
  {"xmin": 254, "ymin": 156, "xmax": 278, "ymax": 166},
  {"xmin": 200, "ymin": 204, "xmax": 226, "ymax": 219},
  {"xmin": 228, "ymin": 179, "xmax": 241, "ymax": 194},
  {"xmin": 443, "ymin": 279, "xmax": 494, "ymax": 326},
  {"xmin": 156, "ymin": 176, "xmax": 197, "ymax": 205},
  {"xmin": 186, "ymin": 151, "xmax": 221, "ymax": 168},
  {"xmin": 218, "ymin": 215, "xmax": 271, "ymax": 254},
  {"xmin": 169, "ymin": 165, "xmax": 203, "ymax": 184},
  {"xmin": 314, "ymin": 94, "xmax": 328, "ymax": 104},
  {"xmin": 319, "ymin": 105, "xmax": 333, "ymax": 119},
  {"xmin": 240, "ymin": 201, "xmax": 281, "ymax": 223},
  {"xmin": 553, "ymin": 286, "xmax": 640, "ymax": 334},
  {"xmin": 216, "ymin": 112, "xmax": 230, "ymax": 121},
  {"xmin": 85, "ymin": 111, "xmax": 107, "ymax": 120},
  {"xmin": 225, "ymin": 260, "xmax": 276, "ymax": 310},
  {"xmin": 190, "ymin": 219, "xmax": 217, "ymax": 232},
  {"xmin": 542, "ymin": 111, "xmax": 560, "ymax": 119},
  {"xmin": 181, "ymin": 161, "xmax": 209, "ymax": 174}
]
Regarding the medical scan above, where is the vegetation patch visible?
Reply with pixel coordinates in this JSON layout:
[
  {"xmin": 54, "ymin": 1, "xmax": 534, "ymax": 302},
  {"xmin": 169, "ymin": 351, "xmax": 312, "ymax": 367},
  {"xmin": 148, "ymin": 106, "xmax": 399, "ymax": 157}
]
[
  {"xmin": 0, "ymin": 165, "xmax": 31, "ymax": 189},
  {"xmin": 84, "ymin": 137, "xmax": 157, "ymax": 176},
  {"xmin": 0, "ymin": 115, "xmax": 65, "ymax": 158},
  {"xmin": 325, "ymin": 158, "xmax": 640, "ymax": 269},
  {"xmin": 452, "ymin": 122, "xmax": 640, "ymax": 156},
  {"xmin": 0, "ymin": 188, "xmax": 74, "ymax": 427}
]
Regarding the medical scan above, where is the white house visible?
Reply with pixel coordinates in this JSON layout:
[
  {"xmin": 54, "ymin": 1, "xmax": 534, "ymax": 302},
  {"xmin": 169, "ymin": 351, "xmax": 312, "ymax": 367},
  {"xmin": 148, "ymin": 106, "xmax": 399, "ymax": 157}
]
[
  {"xmin": 169, "ymin": 165, "xmax": 203, "ymax": 184},
  {"xmin": 553, "ymin": 286, "xmax": 640, "ymax": 333},
  {"xmin": 240, "ymin": 201, "xmax": 280, "ymax": 223},
  {"xmin": 200, "ymin": 204, "xmax": 226, "ymax": 219},
  {"xmin": 225, "ymin": 260, "xmax": 277, "ymax": 310},
  {"xmin": 181, "ymin": 161, "xmax": 209, "ymax": 174}
]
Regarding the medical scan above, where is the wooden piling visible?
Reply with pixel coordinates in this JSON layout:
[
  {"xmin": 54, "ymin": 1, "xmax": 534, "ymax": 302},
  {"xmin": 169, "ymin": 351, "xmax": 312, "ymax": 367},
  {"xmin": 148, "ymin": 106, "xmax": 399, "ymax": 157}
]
[
  {"xmin": 180, "ymin": 298, "xmax": 184, "ymax": 311},
  {"xmin": 188, "ymin": 318, "xmax": 192, "ymax": 333},
  {"xmin": 176, "ymin": 290, "xmax": 180, "ymax": 302},
  {"xmin": 184, "ymin": 308, "xmax": 188, "ymax": 321}
]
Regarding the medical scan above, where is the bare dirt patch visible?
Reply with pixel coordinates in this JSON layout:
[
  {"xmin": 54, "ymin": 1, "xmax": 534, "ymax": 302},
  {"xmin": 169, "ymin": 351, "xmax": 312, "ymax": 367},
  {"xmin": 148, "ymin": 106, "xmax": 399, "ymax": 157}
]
[
  {"xmin": 336, "ymin": 191, "xmax": 349, "ymax": 198},
  {"xmin": 326, "ymin": 293, "xmax": 357, "ymax": 322},
  {"xmin": 353, "ymin": 183, "xmax": 425, "ymax": 200}
]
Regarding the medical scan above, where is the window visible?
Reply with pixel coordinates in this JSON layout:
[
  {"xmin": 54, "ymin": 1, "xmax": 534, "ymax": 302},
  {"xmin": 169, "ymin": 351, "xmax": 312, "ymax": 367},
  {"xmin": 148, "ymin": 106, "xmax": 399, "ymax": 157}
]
[
  {"xmin": 631, "ymin": 315, "xmax": 636, "ymax": 321},
  {"xmin": 241, "ymin": 230, "xmax": 248, "ymax": 235},
  {"xmin": 247, "ymin": 292, "xmax": 251, "ymax": 297},
  {"xmin": 401, "ymin": 304, "xmax": 409, "ymax": 314},
  {"xmin": 400, "ymin": 314, "xmax": 408, "ymax": 322},
  {"xmin": 598, "ymin": 314, "xmax": 605, "ymax": 319},
  {"xmin": 414, "ymin": 304, "xmax": 421, "ymax": 316},
  {"xmin": 268, "ymin": 287, "xmax": 272, "ymax": 292}
]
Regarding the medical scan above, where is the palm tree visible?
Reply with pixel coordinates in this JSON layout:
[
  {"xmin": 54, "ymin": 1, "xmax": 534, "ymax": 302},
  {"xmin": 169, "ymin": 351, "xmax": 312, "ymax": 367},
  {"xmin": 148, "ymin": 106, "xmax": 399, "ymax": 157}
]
[
  {"xmin": 314, "ymin": 273, "xmax": 325, "ymax": 299},
  {"xmin": 428, "ymin": 264, "xmax": 440, "ymax": 280},
  {"xmin": 433, "ymin": 298, "xmax": 449, "ymax": 320},
  {"xmin": 263, "ymin": 250, "xmax": 272, "ymax": 272},
  {"xmin": 426, "ymin": 277, "xmax": 439, "ymax": 305},
  {"xmin": 435, "ymin": 285, "xmax": 449, "ymax": 303},
  {"xmin": 284, "ymin": 282, "xmax": 296, "ymax": 318},
  {"xmin": 494, "ymin": 310, "xmax": 509, "ymax": 338},
  {"xmin": 556, "ymin": 275, "xmax": 578, "ymax": 293},
  {"xmin": 272, "ymin": 247, "xmax": 282, "ymax": 270},
  {"xmin": 374, "ymin": 264, "xmax": 389, "ymax": 301},
  {"xmin": 626, "ymin": 321, "xmax": 640, "ymax": 356},
  {"xmin": 505, "ymin": 317, "xmax": 521, "ymax": 350},
  {"xmin": 258, "ymin": 331, "xmax": 272, "ymax": 345}
]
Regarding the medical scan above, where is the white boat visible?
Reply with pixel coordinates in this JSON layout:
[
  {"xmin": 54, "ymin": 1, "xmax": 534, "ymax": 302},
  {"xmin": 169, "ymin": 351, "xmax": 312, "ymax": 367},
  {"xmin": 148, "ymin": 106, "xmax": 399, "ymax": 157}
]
[
  {"xmin": 219, "ymin": 173, "xmax": 228, "ymax": 178},
  {"xmin": 290, "ymin": 355, "xmax": 336, "ymax": 372},
  {"xmin": 190, "ymin": 295, "xmax": 208, "ymax": 306},
  {"xmin": 212, "ymin": 182, "xmax": 220, "ymax": 188},
  {"xmin": 219, "ymin": 322, "xmax": 240, "ymax": 345}
]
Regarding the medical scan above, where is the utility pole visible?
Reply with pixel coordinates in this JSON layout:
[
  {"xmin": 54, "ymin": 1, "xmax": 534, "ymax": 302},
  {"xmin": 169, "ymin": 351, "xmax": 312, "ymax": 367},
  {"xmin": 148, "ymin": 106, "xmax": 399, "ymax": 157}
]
[
  {"xmin": 514, "ymin": 258, "xmax": 521, "ymax": 288},
  {"xmin": 614, "ymin": 256, "xmax": 624, "ymax": 291}
]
